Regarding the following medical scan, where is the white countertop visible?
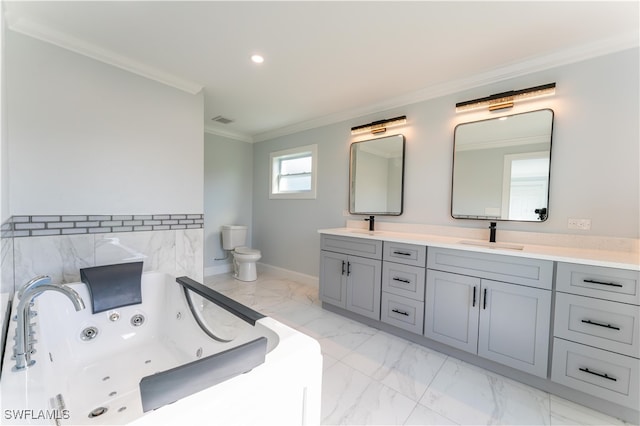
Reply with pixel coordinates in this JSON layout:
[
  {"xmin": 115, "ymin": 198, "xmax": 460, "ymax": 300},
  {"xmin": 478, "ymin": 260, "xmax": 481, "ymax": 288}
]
[{"xmin": 318, "ymin": 228, "xmax": 640, "ymax": 271}]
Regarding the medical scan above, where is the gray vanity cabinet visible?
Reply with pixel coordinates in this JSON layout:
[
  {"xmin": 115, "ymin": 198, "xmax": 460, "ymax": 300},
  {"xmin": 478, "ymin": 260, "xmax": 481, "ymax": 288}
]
[
  {"xmin": 425, "ymin": 247, "xmax": 552, "ymax": 377},
  {"xmin": 380, "ymin": 242, "xmax": 427, "ymax": 334},
  {"xmin": 320, "ymin": 235, "xmax": 382, "ymax": 320},
  {"xmin": 551, "ymin": 262, "xmax": 640, "ymax": 409}
]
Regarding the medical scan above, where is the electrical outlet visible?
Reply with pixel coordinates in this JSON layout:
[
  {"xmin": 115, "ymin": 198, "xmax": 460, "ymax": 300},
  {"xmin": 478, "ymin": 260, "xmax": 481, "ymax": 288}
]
[{"xmin": 568, "ymin": 218, "xmax": 591, "ymax": 230}]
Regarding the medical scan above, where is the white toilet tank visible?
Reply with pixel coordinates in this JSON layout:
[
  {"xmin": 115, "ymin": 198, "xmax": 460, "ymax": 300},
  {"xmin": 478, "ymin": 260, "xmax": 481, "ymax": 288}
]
[{"xmin": 222, "ymin": 225, "xmax": 248, "ymax": 250}]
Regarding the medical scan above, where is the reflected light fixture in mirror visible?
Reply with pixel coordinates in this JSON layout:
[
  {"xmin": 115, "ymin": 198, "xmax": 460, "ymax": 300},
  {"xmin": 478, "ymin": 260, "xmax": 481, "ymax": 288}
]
[
  {"xmin": 351, "ymin": 115, "xmax": 407, "ymax": 135},
  {"xmin": 455, "ymin": 83, "xmax": 556, "ymax": 113}
]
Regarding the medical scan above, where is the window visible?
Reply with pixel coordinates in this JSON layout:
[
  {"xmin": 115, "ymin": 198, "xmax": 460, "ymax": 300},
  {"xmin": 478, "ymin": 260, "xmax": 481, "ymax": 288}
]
[
  {"xmin": 502, "ymin": 152, "xmax": 550, "ymax": 220},
  {"xmin": 270, "ymin": 144, "xmax": 317, "ymax": 199}
]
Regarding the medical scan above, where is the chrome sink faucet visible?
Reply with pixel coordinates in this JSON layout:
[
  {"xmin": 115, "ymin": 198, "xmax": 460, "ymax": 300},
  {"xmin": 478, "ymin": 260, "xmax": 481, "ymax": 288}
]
[{"xmin": 13, "ymin": 277, "xmax": 85, "ymax": 371}]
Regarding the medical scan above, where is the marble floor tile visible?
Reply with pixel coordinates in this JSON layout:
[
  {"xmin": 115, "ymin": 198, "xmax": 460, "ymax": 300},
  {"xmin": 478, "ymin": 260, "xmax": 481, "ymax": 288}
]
[
  {"xmin": 404, "ymin": 403, "xmax": 459, "ymax": 425},
  {"xmin": 342, "ymin": 331, "xmax": 448, "ymax": 402},
  {"xmin": 420, "ymin": 357, "xmax": 551, "ymax": 425},
  {"xmin": 322, "ymin": 361, "xmax": 416, "ymax": 425},
  {"xmin": 549, "ymin": 395, "xmax": 629, "ymax": 425}
]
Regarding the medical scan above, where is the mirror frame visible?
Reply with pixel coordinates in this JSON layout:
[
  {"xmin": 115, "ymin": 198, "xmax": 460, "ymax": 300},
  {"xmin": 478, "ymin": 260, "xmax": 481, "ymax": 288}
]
[
  {"xmin": 451, "ymin": 109, "xmax": 554, "ymax": 222},
  {"xmin": 349, "ymin": 134, "xmax": 406, "ymax": 216}
]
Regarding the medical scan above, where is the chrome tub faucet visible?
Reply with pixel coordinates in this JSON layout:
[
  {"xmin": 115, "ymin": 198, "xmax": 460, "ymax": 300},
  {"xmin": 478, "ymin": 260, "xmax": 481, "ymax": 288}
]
[{"xmin": 13, "ymin": 276, "xmax": 85, "ymax": 371}]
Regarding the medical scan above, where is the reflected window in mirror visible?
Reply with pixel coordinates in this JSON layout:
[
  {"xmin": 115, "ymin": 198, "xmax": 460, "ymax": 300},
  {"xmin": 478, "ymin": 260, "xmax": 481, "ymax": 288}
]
[
  {"xmin": 350, "ymin": 134, "xmax": 405, "ymax": 215},
  {"xmin": 451, "ymin": 109, "xmax": 554, "ymax": 222}
]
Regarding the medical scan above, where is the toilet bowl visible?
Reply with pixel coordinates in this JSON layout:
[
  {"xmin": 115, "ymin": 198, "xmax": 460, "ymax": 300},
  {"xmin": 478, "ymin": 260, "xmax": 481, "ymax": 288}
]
[
  {"xmin": 232, "ymin": 247, "xmax": 262, "ymax": 282},
  {"xmin": 221, "ymin": 225, "xmax": 262, "ymax": 282}
]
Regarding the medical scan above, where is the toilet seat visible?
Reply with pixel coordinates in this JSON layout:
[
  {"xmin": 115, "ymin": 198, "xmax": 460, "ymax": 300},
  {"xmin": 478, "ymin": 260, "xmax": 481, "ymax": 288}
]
[{"xmin": 235, "ymin": 247, "xmax": 261, "ymax": 256}]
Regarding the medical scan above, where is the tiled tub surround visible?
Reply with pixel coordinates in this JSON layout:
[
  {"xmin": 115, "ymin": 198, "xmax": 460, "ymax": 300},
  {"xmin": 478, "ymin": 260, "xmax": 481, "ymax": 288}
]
[
  {"xmin": 12, "ymin": 227, "xmax": 204, "ymax": 287},
  {"xmin": 2, "ymin": 213, "xmax": 203, "ymax": 286},
  {"xmin": 9, "ymin": 214, "xmax": 204, "ymax": 237}
]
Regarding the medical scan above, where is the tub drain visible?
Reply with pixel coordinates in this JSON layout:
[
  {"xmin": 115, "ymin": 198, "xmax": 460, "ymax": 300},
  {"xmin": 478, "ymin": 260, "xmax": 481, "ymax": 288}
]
[
  {"xmin": 80, "ymin": 326, "xmax": 99, "ymax": 341},
  {"xmin": 130, "ymin": 314, "xmax": 145, "ymax": 327},
  {"xmin": 88, "ymin": 407, "xmax": 108, "ymax": 418}
]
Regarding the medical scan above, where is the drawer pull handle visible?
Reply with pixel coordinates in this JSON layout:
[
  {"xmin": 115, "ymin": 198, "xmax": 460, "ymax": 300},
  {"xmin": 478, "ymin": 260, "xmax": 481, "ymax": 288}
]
[
  {"xmin": 392, "ymin": 309, "xmax": 409, "ymax": 316},
  {"xmin": 578, "ymin": 367, "xmax": 617, "ymax": 382},
  {"xmin": 472, "ymin": 286, "xmax": 477, "ymax": 308},
  {"xmin": 581, "ymin": 319, "xmax": 620, "ymax": 331},
  {"xmin": 583, "ymin": 279, "xmax": 623, "ymax": 288},
  {"xmin": 392, "ymin": 277, "xmax": 411, "ymax": 284},
  {"xmin": 347, "ymin": 262, "xmax": 351, "ymax": 276},
  {"xmin": 393, "ymin": 251, "xmax": 412, "ymax": 256},
  {"xmin": 341, "ymin": 260, "xmax": 346, "ymax": 275}
]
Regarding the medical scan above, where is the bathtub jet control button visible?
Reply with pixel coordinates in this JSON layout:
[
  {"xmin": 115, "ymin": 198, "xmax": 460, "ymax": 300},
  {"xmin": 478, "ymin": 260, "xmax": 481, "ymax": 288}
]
[
  {"xmin": 130, "ymin": 314, "xmax": 145, "ymax": 327},
  {"xmin": 88, "ymin": 407, "xmax": 108, "ymax": 418},
  {"xmin": 80, "ymin": 326, "xmax": 99, "ymax": 341}
]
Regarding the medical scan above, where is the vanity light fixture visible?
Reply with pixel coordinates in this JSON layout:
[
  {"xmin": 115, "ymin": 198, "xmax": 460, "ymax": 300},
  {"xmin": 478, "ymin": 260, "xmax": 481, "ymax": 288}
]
[
  {"xmin": 351, "ymin": 115, "xmax": 407, "ymax": 135},
  {"xmin": 455, "ymin": 83, "xmax": 556, "ymax": 113}
]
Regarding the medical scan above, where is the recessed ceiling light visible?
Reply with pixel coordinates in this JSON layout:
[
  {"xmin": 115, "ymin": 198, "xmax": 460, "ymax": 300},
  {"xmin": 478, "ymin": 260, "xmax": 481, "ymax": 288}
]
[{"xmin": 251, "ymin": 54, "xmax": 264, "ymax": 64}]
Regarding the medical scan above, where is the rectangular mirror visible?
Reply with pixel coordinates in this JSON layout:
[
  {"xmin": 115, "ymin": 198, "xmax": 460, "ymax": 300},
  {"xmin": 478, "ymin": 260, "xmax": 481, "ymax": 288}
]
[
  {"xmin": 452, "ymin": 109, "xmax": 554, "ymax": 221},
  {"xmin": 350, "ymin": 134, "xmax": 405, "ymax": 215}
]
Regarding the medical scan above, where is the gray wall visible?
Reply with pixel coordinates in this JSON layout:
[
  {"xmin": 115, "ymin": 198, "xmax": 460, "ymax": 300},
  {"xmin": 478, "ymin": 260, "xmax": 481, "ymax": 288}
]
[
  {"xmin": 203, "ymin": 132, "xmax": 253, "ymax": 274},
  {"xmin": 7, "ymin": 32, "xmax": 204, "ymax": 216},
  {"xmin": 251, "ymin": 48, "xmax": 639, "ymax": 277}
]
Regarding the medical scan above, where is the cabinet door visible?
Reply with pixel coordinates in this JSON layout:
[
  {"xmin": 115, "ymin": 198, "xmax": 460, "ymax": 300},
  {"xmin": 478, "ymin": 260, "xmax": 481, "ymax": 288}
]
[
  {"xmin": 424, "ymin": 270, "xmax": 479, "ymax": 354},
  {"xmin": 346, "ymin": 256, "xmax": 382, "ymax": 320},
  {"xmin": 478, "ymin": 279, "xmax": 551, "ymax": 378},
  {"xmin": 319, "ymin": 251, "xmax": 347, "ymax": 308}
]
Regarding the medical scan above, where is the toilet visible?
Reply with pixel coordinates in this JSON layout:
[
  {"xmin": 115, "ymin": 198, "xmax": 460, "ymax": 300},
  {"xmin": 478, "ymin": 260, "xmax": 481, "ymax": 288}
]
[{"xmin": 221, "ymin": 225, "xmax": 262, "ymax": 282}]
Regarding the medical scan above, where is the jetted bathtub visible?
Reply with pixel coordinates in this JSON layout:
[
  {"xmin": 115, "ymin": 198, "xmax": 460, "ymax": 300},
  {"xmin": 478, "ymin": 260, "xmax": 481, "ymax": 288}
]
[{"xmin": 0, "ymin": 272, "xmax": 322, "ymax": 425}]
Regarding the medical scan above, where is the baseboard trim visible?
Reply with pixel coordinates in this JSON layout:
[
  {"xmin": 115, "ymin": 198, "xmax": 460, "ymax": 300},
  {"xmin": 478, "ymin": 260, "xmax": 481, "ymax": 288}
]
[
  {"xmin": 257, "ymin": 263, "xmax": 319, "ymax": 287},
  {"xmin": 204, "ymin": 263, "xmax": 233, "ymax": 277},
  {"xmin": 205, "ymin": 262, "xmax": 319, "ymax": 287}
]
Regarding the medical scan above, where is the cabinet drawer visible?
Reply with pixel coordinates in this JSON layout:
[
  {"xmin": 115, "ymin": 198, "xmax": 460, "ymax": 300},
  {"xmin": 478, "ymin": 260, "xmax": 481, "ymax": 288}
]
[
  {"xmin": 427, "ymin": 247, "xmax": 553, "ymax": 290},
  {"xmin": 551, "ymin": 338, "xmax": 639, "ymax": 409},
  {"xmin": 321, "ymin": 235, "xmax": 383, "ymax": 260},
  {"xmin": 381, "ymin": 292, "xmax": 424, "ymax": 335},
  {"xmin": 554, "ymin": 292, "xmax": 639, "ymax": 358},
  {"xmin": 382, "ymin": 262, "xmax": 425, "ymax": 301},
  {"xmin": 383, "ymin": 242, "xmax": 426, "ymax": 267},
  {"xmin": 556, "ymin": 262, "xmax": 639, "ymax": 305}
]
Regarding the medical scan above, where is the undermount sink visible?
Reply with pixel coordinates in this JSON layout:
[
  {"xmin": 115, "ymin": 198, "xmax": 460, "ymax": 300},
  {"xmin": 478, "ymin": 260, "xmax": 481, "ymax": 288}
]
[
  {"xmin": 345, "ymin": 229, "xmax": 382, "ymax": 235},
  {"xmin": 459, "ymin": 240, "xmax": 524, "ymax": 251}
]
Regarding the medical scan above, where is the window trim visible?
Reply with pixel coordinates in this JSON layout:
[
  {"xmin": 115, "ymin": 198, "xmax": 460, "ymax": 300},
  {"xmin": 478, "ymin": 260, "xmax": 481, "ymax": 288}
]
[{"xmin": 269, "ymin": 144, "xmax": 318, "ymax": 199}]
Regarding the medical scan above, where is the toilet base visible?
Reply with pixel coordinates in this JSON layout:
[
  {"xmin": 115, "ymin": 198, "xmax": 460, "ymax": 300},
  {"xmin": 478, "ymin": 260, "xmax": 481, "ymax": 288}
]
[{"xmin": 233, "ymin": 255, "xmax": 259, "ymax": 282}]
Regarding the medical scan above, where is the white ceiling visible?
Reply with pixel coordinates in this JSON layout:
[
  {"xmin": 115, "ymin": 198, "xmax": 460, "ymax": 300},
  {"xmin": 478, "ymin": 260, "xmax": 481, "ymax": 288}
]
[{"xmin": 5, "ymin": 1, "xmax": 639, "ymax": 142}]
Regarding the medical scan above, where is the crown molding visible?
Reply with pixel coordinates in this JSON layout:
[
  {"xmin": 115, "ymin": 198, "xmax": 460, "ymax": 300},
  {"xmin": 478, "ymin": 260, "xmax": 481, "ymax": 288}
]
[
  {"xmin": 253, "ymin": 31, "xmax": 639, "ymax": 143},
  {"xmin": 6, "ymin": 13, "xmax": 203, "ymax": 95},
  {"xmin": 204, "ymin": 124, "xmax": 254, "ymax": 143}
]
